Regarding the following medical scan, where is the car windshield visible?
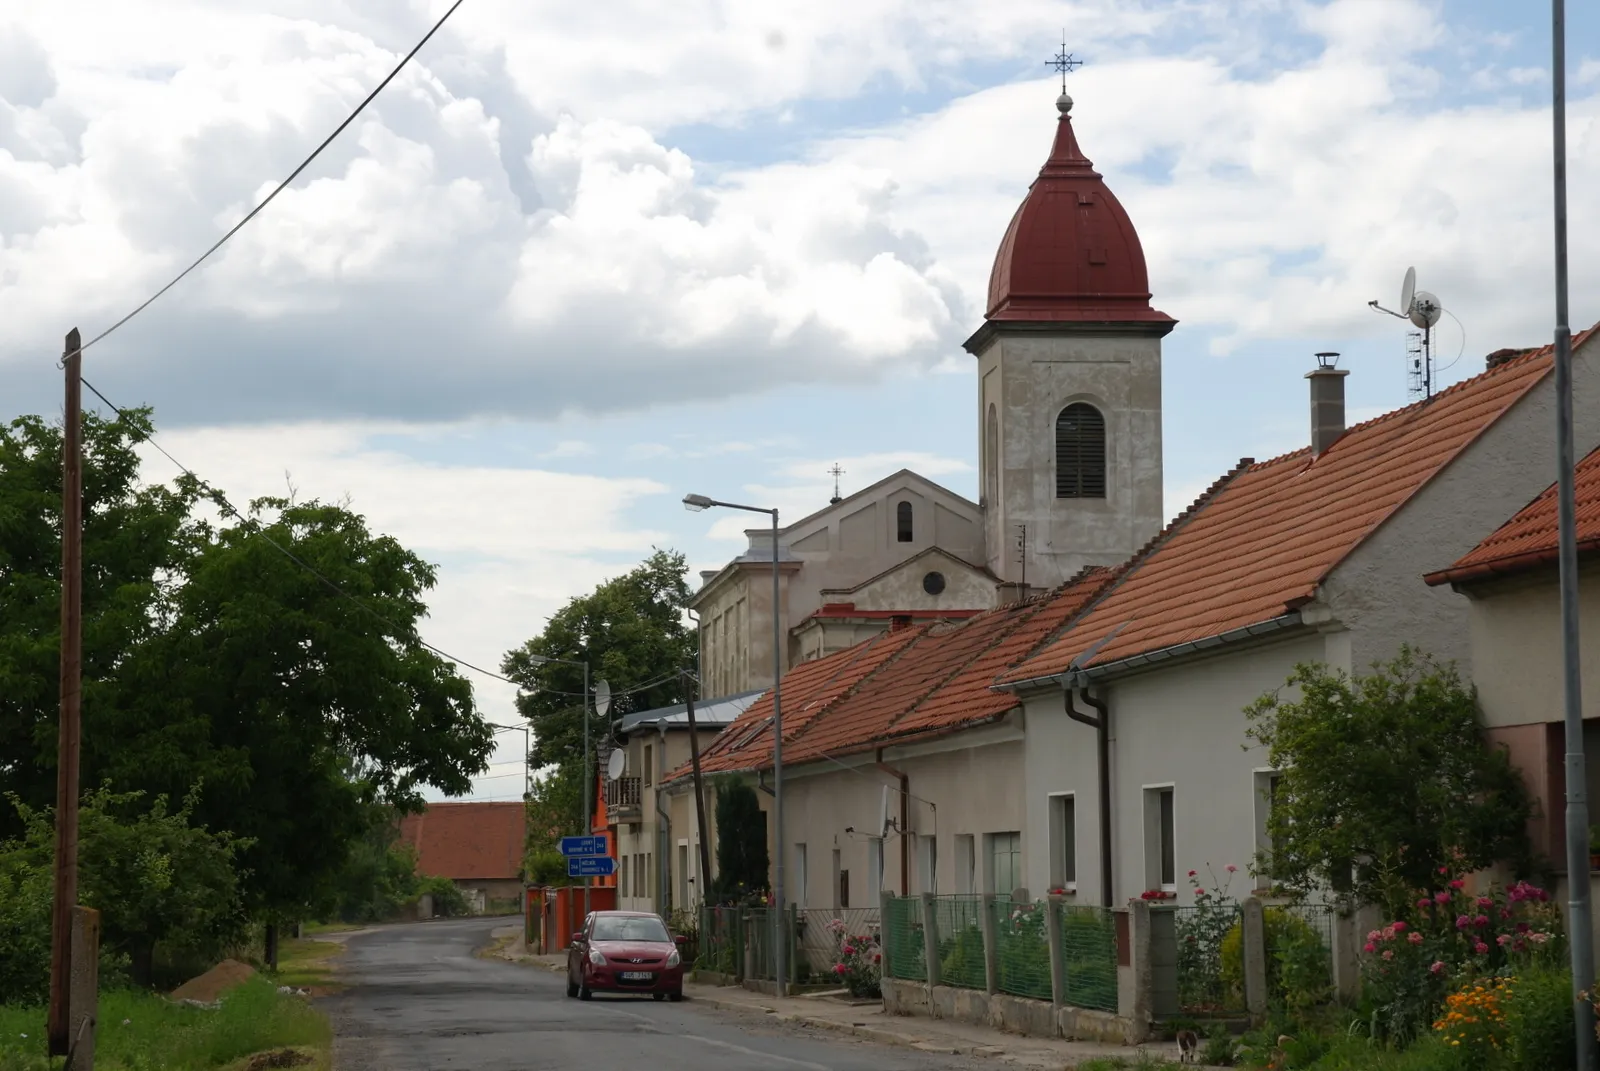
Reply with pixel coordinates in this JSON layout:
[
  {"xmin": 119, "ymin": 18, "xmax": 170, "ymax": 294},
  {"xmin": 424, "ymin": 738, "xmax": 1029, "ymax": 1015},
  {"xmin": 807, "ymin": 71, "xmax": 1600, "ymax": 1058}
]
[{"xmin": 591, "ymin": 916, "xmax": 671, "ymax": 943}]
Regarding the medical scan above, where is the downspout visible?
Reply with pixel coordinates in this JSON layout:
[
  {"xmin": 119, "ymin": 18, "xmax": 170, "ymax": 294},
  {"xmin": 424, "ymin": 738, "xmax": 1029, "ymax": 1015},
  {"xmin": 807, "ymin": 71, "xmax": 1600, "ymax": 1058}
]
[
  {"xmin": 876, "ymin": 751, "xmax": 910, "ymax": 897},
  {"xmin": 1065, "ymin": 683, "xmax": 1114, "ymax": 907}
]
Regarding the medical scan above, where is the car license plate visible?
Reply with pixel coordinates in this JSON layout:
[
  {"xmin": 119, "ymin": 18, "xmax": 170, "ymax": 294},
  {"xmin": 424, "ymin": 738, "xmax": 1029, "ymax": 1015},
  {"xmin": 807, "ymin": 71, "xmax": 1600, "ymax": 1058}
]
[{"xmin": 620, "ymin": 971, "xmax": 653, "ymax": 982}]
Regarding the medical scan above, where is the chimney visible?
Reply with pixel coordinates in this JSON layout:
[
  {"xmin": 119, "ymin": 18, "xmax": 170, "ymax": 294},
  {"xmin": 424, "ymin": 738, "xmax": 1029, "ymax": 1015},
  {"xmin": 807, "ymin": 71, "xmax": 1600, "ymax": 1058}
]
[{"xmin": 1305, "ymin": 352, "xmax": 1349, "ymax": 457}]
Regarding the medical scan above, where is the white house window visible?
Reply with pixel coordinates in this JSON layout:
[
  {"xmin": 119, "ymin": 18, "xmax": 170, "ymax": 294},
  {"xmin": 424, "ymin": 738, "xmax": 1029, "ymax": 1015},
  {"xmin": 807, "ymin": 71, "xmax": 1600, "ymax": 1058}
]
[
  {"xmin": 1049, "ymin": 794, "xmax": 1077, "ymax": 890},
  {"xmin": 1254, "ymin": 770, "xmax": 1286, "ymax": 887},
  {"xmin": 897, "ymin": 501, "xmax": 914, "ymax": 542},
  {"xmin": 918, "ymin": 834, "xmax": 938, "ymax": 894},
  {"xmin": 1056, "ymin": 403, "xmax": 1107, "ymax": 499},
  {"xmin": 1143, "ymin": 786, "xmax": 1177, "ymax": 891},
  {"xmin": 987, "ymin": 831, "xmax": 1022, "ymax": 896}
]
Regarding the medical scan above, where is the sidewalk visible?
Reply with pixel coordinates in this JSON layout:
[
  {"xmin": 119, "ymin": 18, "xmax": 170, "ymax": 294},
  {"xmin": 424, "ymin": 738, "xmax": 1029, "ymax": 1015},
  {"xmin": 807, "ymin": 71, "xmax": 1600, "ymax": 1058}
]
[{"xmin": 489, "ymin": 927, "xmax": 1193, "ymax": 1069}]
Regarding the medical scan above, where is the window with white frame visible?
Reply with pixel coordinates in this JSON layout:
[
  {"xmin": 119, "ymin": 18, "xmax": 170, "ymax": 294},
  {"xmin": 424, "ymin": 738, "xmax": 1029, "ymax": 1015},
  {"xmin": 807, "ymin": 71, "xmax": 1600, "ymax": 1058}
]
[
  {"xmin": 955, "ymin": 834, "xmax": 976, "ymax": 894},
  {"xmin": 619, "ymin": 855, "xmax": 630, "ymax": 899},
  {"xmin": 1254, "ymin": 770, "xmax": 1286, "ymax": 888},
  {"xmin": 917, "ymin": 834, "xmax": 938, "ymax": 894},
  {"xmin": 1049, "ymin": 794, "xmax": 1077, "ymax": 891},
  {"xmin": 986, "ymin": 831, "xmax": 1022, "ymax": 896},
  {"xmin": 867, "ymin": 838, "xmax": 884, "ymax": 902},
  {"xmin": 1143, "ymin": 786, "xmax": 1176, "ymax": 891}
]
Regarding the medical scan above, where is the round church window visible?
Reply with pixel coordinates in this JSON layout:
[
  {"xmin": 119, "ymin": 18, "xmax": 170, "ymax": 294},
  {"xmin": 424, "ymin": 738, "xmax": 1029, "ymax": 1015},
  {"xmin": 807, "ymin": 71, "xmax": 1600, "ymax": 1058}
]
[{"xmin": 923, "ymin": 571, "xmax": 946, "ymax": 596}]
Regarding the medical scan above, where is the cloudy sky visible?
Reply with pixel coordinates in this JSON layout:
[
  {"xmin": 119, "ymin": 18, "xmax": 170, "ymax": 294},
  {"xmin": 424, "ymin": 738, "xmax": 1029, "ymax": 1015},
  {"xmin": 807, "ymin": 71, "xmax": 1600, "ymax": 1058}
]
[{"xmin": 2, "ymin": 0, "xmax": 1597, "ymax": 802}]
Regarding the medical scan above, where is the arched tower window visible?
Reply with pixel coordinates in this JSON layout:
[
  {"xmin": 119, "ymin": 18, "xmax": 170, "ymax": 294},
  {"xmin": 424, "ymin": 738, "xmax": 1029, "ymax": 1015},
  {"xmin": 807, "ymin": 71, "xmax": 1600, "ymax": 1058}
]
[
  {"xmin": 897, "ymin": 501, "xmax": 914, "ymax": 542},
  {"xmin": 984, "ymin": 404, "xmax": 999, "ymax": 508},
  {"xmin": 1055, "ymin": 403, "xmax": 1106, "ymax": 499}
]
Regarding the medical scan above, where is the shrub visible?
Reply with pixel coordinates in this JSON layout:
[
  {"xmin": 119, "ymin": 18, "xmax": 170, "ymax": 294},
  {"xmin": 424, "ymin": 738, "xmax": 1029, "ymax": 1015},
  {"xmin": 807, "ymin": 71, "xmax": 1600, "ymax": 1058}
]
[
  {"xmin": 1501, "ymin": 966, "xmax": 1576, "ymax": 1071},
  {"xmin": 416, "ymin": 875, "xmax": 469, "ymax": 917},
  {"xmin": 825, "ymin": 918, "xmax": 880, "ymax": 998},
  {"xmin": 1220, "ymin": 907, "xmax": 1333, "ymax": 1013}
]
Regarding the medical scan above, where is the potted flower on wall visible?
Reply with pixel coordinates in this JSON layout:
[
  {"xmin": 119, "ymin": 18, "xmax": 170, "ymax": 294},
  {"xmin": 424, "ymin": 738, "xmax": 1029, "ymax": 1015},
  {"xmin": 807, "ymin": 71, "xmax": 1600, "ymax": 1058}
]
[{"xmin": 1139, "ymin": 888, "xmax": 1176, "ymax": 901}]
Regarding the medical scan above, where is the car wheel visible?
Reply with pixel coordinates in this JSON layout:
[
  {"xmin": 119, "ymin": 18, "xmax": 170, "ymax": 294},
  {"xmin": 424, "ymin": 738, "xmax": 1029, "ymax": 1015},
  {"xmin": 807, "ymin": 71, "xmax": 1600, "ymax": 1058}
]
[
  {"xmin": 652, "ymin": 992, "xmax": 665, "ymax": 1001},
  {"xmin": 579, "ymin": 983, "xmax": 593, "ymax": 1001},
  {"xmin": 566, "ymin": 978, "xmax": 579, "ymax": 998},
  {"xmin": 668, "ymin": 990, "xmax": 684, "ymax": 1003}
]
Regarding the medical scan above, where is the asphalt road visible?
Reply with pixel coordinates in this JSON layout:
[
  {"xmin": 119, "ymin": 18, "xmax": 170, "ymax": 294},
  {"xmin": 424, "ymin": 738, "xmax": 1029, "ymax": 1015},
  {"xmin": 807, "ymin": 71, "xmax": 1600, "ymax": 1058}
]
[{"xmin": 326, "ymin": 917, "xmax": 987, "ymax": 1071}]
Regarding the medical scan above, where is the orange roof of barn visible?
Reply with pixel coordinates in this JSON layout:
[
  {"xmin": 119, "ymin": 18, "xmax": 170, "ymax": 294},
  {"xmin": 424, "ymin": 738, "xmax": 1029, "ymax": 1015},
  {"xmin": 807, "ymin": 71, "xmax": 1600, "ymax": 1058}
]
[
  {"xmin": 1002, "ymin": 344, "xmax": 1572, "ymax": 685},
  {"xmin": 666, "ymin": 571, "xmax": 1111, "ymax": 781},
  {"xmin": 1426, "ymin": 439, "xmax": 1600, "ymax": 586},
  {"xmin": 398, "ymin": 802, "xmax": 525, "ymax": 881}
]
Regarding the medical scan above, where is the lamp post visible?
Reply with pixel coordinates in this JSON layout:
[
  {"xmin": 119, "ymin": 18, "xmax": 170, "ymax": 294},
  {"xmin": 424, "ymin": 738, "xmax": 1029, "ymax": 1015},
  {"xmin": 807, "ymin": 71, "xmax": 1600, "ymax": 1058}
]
[
  {"xmin": 527, "ymin": 655, "xmax": 596, "ymax": 917},
  {"xmin": 684, "ymin": 492, "xmax": 786, "ymax": 996}
]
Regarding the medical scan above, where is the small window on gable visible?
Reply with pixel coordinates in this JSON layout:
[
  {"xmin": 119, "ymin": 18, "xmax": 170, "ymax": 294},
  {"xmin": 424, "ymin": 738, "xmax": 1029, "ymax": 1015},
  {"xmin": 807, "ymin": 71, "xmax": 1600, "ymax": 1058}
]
[
  {"xmin": 1056, "ymin": 403, "xmax": 1107, "ymax": 499},
  {"xmin": 896, "ymin": 501, "xmax": 913, "ymax": 542}
]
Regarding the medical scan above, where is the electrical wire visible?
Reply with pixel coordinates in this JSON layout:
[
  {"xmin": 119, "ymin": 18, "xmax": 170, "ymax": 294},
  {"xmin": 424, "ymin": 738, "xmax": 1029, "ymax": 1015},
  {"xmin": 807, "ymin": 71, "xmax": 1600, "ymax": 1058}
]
[
  {"xmin": 1436, "ymin": 307, "xmax": 1469, "ymax": 374},
  {"xmin": 66, "ymin": 0, "xmax": 467, "ymax": 363}
]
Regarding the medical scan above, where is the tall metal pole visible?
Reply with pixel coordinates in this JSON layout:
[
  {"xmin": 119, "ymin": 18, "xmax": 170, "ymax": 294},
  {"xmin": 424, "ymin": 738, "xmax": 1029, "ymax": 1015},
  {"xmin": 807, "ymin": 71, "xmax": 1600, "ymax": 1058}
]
[
  {"xmin": 770, "ymin": 509, "xmax": 786, "ymax": 997},
  {"xmin": 1552, "ymin": 2, "xmax": 1596, "ymax": 1062},
  {"xmin": 683, "ymin": 675, "xmax": 714, "ymax": 912},
  {"xmin": 48, "ymin": 328, "xmax": 84, "ymax": 1058},
  {"xmin": 583, "ymin": 660, "xmax": 592, "ymax": 919}
]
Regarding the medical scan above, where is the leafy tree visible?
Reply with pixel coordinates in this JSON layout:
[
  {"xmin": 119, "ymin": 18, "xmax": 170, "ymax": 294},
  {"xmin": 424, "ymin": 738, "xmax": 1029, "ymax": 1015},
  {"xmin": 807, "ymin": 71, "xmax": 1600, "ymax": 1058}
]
[
  {"xmin": 523, "ymin": 761, "xmax": 582, "ymax": 881},
  {"xmin": 0, "ymin": 786, "xmax": 246, "ymax": 989},
  {"xmin": 1244, "ymin": 648, "xmax": 1533, "ymax": 915},
  {"xmin": 0, "ymin": 407, "xmax": 204, "ymax": 840},
  {"xmin": 712, "ymin": 776, "xmax": 769, "ymax": 902},
  {"xmin": 322, "ymin": 804, "xmax": 426, "ymax": 924},
  {"xmin": 502, "ymin": 548, "xmax": 697, "ymax": 815},
  {"xmin": 123, "ymin": 496, "xmax": 495, "ymax": 920}
]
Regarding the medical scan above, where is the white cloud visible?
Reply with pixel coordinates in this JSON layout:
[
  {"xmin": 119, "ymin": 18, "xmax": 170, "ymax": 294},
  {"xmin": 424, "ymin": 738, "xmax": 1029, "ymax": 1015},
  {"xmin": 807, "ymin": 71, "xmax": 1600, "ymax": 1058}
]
[{"xmin": 539, "ymin": 439, "xmax": 593, "ymax": 458}]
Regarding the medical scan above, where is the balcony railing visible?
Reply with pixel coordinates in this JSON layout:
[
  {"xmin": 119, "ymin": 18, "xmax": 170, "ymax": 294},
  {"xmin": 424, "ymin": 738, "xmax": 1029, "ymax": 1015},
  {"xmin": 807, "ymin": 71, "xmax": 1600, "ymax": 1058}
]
[{"xmin": 606, "ymin": 776, "xmax": 642, "ymax": 811}]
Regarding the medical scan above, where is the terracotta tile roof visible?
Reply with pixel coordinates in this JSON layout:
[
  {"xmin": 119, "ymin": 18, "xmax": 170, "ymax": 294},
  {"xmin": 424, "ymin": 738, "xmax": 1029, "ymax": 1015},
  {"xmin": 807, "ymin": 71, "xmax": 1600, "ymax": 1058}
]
[
  {"xmin": 664, "ymin": 571, "xmax": 1110, "ymax": 781},
  {"xmin": 1002, "ymin": 343, "xmax": 1569, "ymax": 684},
  {"xmin": 1425, "ymin": 441, "xmax": 1600, "ymax": 586},
  {"xmin": 398, "ymin": 802, "xmax": 525, "ymax": 881}
]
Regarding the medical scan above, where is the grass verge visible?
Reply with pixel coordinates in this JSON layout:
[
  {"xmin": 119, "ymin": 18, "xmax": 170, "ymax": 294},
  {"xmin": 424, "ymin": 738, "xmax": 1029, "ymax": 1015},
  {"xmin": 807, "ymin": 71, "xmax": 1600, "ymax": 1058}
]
[
  {"xmin": 273, "ymin": 938, "xmax": 345, "ymax": 993},
  {"xmin": 0, "ymin": 976, "xmax": 330, "ymax": 1071}
]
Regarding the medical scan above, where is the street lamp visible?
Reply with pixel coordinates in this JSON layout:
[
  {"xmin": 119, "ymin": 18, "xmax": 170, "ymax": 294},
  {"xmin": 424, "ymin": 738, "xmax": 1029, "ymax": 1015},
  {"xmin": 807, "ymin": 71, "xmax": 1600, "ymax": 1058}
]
[
  {"xmin": 683, "ymin": 492, "xmax": 786, "ymax": 996},
  {"xmin": 526, "ymin": 655, "xmax": 600, "ymax": 917}
]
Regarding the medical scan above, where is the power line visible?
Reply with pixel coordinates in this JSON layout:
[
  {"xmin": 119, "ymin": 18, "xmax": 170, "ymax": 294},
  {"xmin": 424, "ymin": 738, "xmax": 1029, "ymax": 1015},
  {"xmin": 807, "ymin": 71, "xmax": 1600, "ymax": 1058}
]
[{"xmin": 68, "ymin": 0, "xmax": 467, "ymax": 362}]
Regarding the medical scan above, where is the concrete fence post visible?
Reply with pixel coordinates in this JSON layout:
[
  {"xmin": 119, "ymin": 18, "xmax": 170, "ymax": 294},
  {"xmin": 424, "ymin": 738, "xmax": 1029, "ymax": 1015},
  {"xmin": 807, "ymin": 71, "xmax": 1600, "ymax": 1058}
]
[
  {"xmin": 920, "ymin": 892, "xmax": 941, "ymax": 990},
  {"xmin": 979, "ymin": 893, "xmax": 999, "ymax": 995},
  {"xmin": 68, "ymin": 905, "xmax": 99, "ymax": 1071},
  {"xmin": 1331, "ymin": 904, "xmax": 1361, "ymax": 1001},
  {"xmin": 1118, "ymin": 900, "xmax": 1156, "ymax": 1043},
  {"xmin": 1242, "ymin": 897, "xmax": 1268, "ymax": 1020},
  {"xmin": 1045, "ymin": 894, "xmax": 1066, "ymax": 1012},
  {"xmin": 1146, "ymin": 903, "xmax": 1179, "ymax": 1027}
]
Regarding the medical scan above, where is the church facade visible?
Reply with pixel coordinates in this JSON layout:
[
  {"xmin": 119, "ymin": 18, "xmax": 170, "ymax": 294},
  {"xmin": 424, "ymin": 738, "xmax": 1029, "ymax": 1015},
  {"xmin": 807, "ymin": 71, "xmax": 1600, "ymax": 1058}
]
[{"xmin": 690, "ymin": 90, "xmax": 1174, "ymax": 687}]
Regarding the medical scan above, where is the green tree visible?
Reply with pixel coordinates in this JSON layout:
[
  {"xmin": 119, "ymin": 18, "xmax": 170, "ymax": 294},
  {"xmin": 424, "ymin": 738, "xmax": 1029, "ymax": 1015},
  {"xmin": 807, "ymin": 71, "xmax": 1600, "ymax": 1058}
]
[
  {"xmin": 322, "ymin": 804, "xmax": 426, "ymax": 924},
  {"xmin": 523, "ymin": 761, "xmax": 582, "ymax": 882},
  {"xmin": 502, "ymin": 548, "xmax": 697, "ymax": 818},
  {"xmin": 0, "ymin": 408, "xmax": 204, "ymax": 839},
  {"xmin": 1244, "ymin": 648, "xmax": 1533, "ymax": 915},
  {"xmin": 127, "ymin": 496, "xmax": 495, "ymax": 920},
  {"xmin": 712, "ymin": 776, "xmax": 769, "ymax": 902},
  {"xmin": 0, "ymin": 786, "xmax": 247, "ymax": 989}
]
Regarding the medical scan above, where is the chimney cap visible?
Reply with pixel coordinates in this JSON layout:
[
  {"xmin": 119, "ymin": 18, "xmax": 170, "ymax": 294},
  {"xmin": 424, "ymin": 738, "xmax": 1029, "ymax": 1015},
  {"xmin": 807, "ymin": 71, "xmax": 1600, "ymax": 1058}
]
[{"xmin": 1314, "ymin": 351, "xmax": 1341, "ymax": 369}]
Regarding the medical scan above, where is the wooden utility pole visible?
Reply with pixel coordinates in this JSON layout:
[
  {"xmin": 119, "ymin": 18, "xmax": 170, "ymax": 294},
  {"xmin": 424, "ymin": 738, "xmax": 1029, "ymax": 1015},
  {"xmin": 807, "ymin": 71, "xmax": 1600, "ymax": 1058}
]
[
  {"xmin": 49, "ymin": 327, "xmax": 84, "ymax": 1058},
  {"xmin": 682, "ymin": 675, "xmax": 713, "ymax": 907}
]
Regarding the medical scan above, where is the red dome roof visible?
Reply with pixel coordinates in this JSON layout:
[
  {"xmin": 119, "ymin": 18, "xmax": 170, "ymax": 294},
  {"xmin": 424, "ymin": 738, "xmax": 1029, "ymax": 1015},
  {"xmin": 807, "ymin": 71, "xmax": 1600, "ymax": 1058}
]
[{"xmin": 984, "ymin": 97, "xmax": 1174, "ymax": 328}]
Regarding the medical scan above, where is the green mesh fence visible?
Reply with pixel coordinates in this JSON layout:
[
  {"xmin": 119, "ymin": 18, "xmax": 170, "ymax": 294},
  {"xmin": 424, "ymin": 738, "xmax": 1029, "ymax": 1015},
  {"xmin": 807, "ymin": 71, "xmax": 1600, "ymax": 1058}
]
[
  {"xmin": 882, "ymin": 897, "xmax": 926, "ymax": 981},
  {"xmin": 1174, "ymin": 903, "xmax": 1246, "ymax": 1014},
  {"xmin": 698, "ymin": 906, "xmax": 740, "ymax": 974},
  {"xmin": 1058, "ymin": 903, "xmax": 1119, "ymax": 1012},
  {"xmin": 1261, "ymin": 903, "xmax": 1335, "ymax": 1010},
  {"xmin": 933, "ymin": 895, "xmax": 987, "ymax": 990},
  {"xmin": 991, "ymin": 900, "xmax": 1052, "ymax": 1000}
]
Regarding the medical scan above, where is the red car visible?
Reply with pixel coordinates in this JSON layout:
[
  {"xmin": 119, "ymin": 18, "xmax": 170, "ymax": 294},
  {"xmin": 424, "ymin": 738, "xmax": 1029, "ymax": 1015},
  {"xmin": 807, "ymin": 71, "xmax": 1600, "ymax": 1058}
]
[{"xmin": 566, "ymin": 910, "xmax": 686, "ymax": 1001}]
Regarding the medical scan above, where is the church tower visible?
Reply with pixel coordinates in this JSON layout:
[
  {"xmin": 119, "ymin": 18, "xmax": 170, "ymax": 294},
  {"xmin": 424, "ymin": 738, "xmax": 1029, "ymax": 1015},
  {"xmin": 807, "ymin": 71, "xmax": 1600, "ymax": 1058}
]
[{"xmin": 966, "ymin": 91, "xmax": 1174, "ymax": 590}]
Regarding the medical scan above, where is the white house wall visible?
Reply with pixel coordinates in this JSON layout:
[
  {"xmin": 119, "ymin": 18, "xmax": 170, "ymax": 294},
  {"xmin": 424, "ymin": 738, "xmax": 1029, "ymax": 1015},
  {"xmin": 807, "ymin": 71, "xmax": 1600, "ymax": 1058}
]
[
  {"xmin": 1464, "ymin": 566, "xmax": 1600, "ymax": 728},
  {"xmin": 1023, "ymin": 632, "xmax": 1330, "ymax": 907}
]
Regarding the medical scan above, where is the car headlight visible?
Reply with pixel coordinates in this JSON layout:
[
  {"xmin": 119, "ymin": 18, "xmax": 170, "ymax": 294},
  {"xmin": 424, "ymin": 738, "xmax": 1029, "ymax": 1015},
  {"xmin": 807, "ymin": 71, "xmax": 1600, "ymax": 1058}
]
[
  {"xmin": 665, "ymin": 949, "xmax": 681, "ymax": 968},
  {"xmin": 589, "ymin": 949, "xmax": 606, "ymax": 966}
]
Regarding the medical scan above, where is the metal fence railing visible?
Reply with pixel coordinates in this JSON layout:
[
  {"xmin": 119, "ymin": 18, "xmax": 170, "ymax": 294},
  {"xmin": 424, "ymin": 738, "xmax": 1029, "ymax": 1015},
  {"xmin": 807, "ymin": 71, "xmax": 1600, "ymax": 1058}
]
[
  {"xmin": 1058, "ymin": 903, "xmax": 1119, "ymax": 1012},
  {"xmin": 991, "ymin": 900, "xmax": 1052, "ymax": 1000},
  {"xmin": 797, "ymin": 907, "xmax": 879, "ymax": 985},
  {"xmin": 1261, "ymin": 902, "xmax": 1335, "ymax": 1010},
  {"xmin": 933, "ymin": 895, "xmax": 987, "ymax": 990},
  {"xmin": 1174, "ymin": 903, "xmax": 1246, "ymax": 1015},
  {"xmin": 698, "ymin": 905, "xmax": 740, "ymax": 974},
  {"xmin": 883, "ymin": 897, "xmax": 925, "ymax": 981}
]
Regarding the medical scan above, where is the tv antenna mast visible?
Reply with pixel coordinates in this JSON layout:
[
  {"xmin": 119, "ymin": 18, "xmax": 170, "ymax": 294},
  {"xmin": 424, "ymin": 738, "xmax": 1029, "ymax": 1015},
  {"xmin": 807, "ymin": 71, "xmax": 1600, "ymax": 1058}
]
[{"xmin": 1370, "ymin": 266, "xmax": 1443, "ymax": 399}]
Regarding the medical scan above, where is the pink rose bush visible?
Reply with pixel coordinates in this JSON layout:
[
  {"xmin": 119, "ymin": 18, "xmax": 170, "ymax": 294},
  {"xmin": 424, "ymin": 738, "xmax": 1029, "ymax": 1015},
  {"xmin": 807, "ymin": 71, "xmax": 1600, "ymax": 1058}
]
[{"xmin": 825, "ymin": 917, "xmax": 881, "ymax": 999}]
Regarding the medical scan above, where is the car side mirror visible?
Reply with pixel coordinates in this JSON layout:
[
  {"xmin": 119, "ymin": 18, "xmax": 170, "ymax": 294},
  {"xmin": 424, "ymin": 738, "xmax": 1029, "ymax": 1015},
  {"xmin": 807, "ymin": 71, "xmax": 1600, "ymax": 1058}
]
[
  {"xmin": 674, "ymin": 935, "xmax": 688, "ymax": 945},
  {"xmin": 572, "ymin": 932, "xmax": 585, "ymax": 944}
]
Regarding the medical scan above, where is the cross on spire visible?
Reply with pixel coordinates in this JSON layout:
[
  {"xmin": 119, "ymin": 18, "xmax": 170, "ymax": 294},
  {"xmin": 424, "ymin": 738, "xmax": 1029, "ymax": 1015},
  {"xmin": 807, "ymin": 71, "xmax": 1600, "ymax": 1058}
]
[{"xmin": 1047, "ymin": 33, "xmax": 1083, "ymax": 94}]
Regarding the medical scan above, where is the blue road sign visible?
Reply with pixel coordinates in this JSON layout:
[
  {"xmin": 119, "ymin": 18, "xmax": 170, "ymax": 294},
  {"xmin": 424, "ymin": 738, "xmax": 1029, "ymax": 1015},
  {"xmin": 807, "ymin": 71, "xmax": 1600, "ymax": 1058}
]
[
  {"xmin": 568, "ymin": 856, "xmax": 617, "ymax": 878},
  {"xmin": 558, "ymin": 835, "xmax": 607, "ymax": 857}
]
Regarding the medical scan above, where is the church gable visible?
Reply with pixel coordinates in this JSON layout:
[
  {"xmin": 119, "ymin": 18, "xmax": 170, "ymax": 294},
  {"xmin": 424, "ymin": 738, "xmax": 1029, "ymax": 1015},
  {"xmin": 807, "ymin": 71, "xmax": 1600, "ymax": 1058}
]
[{"xmin": 818, "ymin": 547, "xmax": 996, "ymax": 612}]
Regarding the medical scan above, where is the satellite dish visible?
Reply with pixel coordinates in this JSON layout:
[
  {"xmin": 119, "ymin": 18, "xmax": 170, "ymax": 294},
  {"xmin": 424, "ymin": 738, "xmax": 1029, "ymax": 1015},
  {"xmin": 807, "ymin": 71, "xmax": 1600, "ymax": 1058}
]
[
  {"xmin": 595, "ymin": 679, "xmax": 612, "ymax": 718},
  {"xmin": 1409, "ymin": 290, "xmax": 1442, "ymax": 330},
  {"xmin": 606, "ymin": 749, "xmax": 626, "ymax": 781},
  {"xmin": 1400, "ymin": 266, "xmax": 1417, "ymax": 315}
]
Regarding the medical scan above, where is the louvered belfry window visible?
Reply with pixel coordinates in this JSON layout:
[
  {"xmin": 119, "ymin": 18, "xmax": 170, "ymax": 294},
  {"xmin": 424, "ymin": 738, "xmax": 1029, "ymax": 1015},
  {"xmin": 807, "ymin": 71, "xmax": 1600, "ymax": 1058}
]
[{"xmin": 1055, "ymin": 403, "xmax": 1107, "ymax": 499}]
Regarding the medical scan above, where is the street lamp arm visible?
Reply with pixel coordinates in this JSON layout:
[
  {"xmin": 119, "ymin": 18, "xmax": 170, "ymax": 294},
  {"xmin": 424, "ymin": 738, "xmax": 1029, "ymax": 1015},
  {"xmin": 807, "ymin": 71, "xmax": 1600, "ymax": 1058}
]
[{"xmin": 682, "ymin": 493, "xmax": 777, "ymax": 518}]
